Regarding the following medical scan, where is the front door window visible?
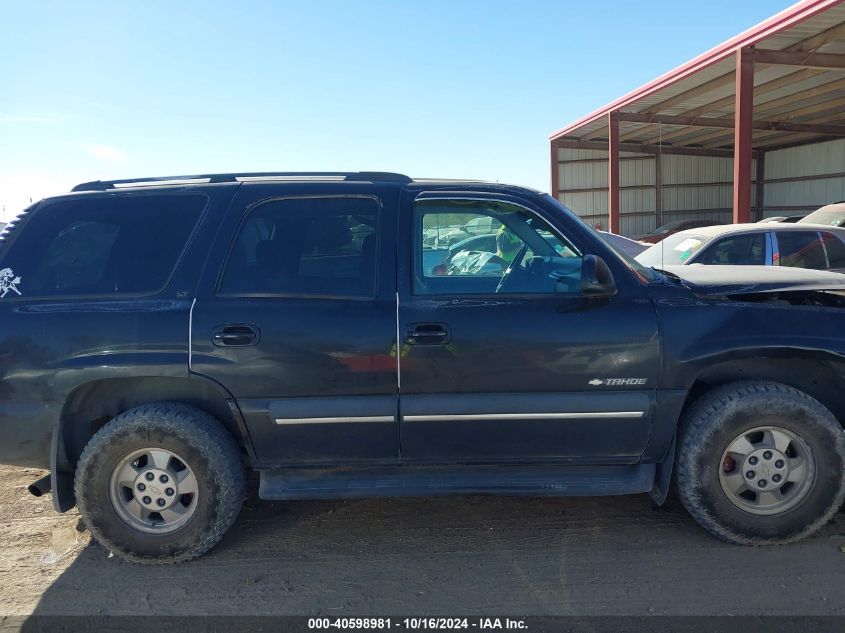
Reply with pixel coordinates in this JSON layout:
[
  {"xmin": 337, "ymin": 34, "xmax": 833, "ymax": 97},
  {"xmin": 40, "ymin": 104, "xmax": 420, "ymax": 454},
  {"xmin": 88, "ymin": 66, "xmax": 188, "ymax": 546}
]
[{"xmin": 415, "ymin": 199, "xmax": 582, "ymax": 296}]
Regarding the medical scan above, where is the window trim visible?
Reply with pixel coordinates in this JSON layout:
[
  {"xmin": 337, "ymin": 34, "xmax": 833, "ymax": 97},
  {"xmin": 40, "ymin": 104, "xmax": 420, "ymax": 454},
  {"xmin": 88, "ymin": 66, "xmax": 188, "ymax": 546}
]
[
  {"xmin": 0, "ymin": 192, "xmax": 210, "ymax": 302},
  {"xmin": 411, "ymin": 195, "xmax": 585, "ymax": 299},
  {"xmin": 818, "ymin": 231, "xmax": 845, "ymax": 270},
  {"xmin": 214, "ymin": 194, "xmax": 383, "ymax": 301}
]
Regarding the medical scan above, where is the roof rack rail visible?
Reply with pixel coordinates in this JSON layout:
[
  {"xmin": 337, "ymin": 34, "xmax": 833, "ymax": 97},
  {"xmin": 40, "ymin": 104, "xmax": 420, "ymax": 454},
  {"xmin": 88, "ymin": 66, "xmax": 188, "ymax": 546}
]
[{"xmin": 71, "ymin": 171, "xmax": 412, "ymax": 192}]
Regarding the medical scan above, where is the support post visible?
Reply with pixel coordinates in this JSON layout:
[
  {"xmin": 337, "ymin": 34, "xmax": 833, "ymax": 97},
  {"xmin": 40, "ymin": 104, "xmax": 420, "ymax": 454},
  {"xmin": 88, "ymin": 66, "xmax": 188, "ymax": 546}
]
[
  {"xmin": 654, "ymin": 152, "xmax": 662, "ymax": 229},
  {"xmin": 755, "ymin": 151, "xmax": 766, "ymax": 222},
  {"xmin": 550, "ymin": 141, "xmax": 560, "ymax": 200},
  {"xmin": 733, "ymin": 47, "xmax": 755, "ymax": 224},
  {"xmin": 608, "ymin": 111, "xmax": 620, "ymax": 234}
]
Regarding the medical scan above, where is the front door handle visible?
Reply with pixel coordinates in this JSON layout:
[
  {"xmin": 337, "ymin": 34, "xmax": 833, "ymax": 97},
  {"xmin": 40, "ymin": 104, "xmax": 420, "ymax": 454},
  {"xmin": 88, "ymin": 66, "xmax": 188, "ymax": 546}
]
[
  {"xmin": 212, "ymin": 324, "xmax": 259, "ymax": 347},
  {"xmin": 405, "ymin": 323, "xmax": 450, "ymax": 346}
]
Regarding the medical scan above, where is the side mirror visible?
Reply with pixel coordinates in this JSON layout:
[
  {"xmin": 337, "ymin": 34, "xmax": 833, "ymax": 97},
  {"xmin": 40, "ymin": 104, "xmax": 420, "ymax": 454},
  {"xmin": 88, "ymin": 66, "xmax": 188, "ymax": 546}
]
[{"xmin": 580, "ymin": 254, "xmax": 617, "ymax": 298}]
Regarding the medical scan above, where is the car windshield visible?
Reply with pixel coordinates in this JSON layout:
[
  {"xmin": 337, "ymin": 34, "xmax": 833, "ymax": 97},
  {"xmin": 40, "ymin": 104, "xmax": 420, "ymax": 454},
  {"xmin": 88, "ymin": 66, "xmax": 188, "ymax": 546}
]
[
  {"xmin": 635, "ymin": 233, "xmax": 707, "ymax": 267},
  {"xmin": 798, "ymin": 208, "xmax": 845, "ymax": 227}
]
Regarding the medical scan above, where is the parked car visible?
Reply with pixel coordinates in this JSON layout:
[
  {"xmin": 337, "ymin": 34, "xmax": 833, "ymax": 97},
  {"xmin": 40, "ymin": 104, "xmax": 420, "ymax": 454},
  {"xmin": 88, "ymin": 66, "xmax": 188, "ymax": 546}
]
[
  {"xmin": 757, "ymin": 215, "xmax": 804, "ymax": 224},
  {"xmin": 4, "ymin": 172, "xmax": 845, "ymax": 564},
  {"xmin": 636, "ymin": 223, "xmax": 845, "ymax": 273},
  {"xmin": 422, "ymin": 216, "xmax": 502, "ymax": 248},
  {"xmin": 636, "ymin": 219, "xmax": 722, "ymax": 244},
  {"xmin": 798, "ymin": 202, "xmax": 845, "ymax": 228}
]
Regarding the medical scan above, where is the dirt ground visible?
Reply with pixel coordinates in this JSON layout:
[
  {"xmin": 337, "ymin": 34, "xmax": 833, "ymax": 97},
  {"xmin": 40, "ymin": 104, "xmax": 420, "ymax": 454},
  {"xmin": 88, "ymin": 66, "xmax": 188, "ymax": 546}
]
[{"xmin": 3, "ymin": 464, "xmax": 845, "ymax": 618}]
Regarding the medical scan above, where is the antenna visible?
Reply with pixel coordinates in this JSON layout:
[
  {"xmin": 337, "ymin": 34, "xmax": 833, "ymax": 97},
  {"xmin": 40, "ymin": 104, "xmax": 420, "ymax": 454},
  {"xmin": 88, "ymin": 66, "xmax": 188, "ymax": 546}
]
[{"xmin": 659, "ymin": 121, "xmax": 665, "ymax": 270}]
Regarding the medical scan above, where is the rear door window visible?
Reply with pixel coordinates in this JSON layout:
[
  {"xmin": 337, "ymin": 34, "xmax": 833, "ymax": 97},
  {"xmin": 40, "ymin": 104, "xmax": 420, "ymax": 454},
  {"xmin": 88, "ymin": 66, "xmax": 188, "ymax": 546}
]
[
  {"xmin": 219, "ymin": 197, "xmax": 379, "ymax": 297},
  {"xmin": 1, "ymin": 194, "xmax": 206, "ymax": 298},
  {"xmin": 776, "ymin": 231, "xmax": 827, "ymax": 270}
]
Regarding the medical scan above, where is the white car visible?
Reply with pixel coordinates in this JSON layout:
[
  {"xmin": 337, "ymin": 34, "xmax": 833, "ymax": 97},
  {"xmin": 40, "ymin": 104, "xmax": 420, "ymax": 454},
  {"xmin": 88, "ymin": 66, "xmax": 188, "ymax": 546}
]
[
  {"xmin": 635, "ymin": 222, "xmax": 845, "ymax": 273},
  {"xmin": 797, "ymin": 202, "xmax": 845, "ymax": 228}
]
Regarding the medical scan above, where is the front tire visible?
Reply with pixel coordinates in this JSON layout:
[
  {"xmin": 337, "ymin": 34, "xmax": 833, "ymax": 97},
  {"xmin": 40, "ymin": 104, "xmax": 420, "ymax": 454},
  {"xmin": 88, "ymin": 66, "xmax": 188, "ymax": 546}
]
[
  {"xmin": 75, "ymin": 402, "xmax": 246, "ymax": 563},
  {"xmin": 676, "ymin": 381, "xmax": 845, "ymax": 544}
]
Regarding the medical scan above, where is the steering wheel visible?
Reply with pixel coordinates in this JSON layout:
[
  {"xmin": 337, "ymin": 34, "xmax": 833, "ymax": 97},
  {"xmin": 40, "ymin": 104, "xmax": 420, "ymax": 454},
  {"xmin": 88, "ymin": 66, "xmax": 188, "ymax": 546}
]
[{"xmin": 495, "ymin": 244, "xmax": 529, "ymax": 293}]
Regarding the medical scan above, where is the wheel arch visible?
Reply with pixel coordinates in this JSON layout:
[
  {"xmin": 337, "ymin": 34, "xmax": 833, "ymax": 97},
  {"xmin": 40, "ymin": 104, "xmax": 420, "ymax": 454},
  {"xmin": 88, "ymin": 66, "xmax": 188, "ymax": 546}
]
[
  {"xmin": 651, "ymin": 351, "xmax": 845, "ymax": 506},
  {"xmin": 52, "ymin": 375, "xmax": 255, "ymax": 512},
  {"xmin": 682, "ymin": 353, "xmax": 845, "ymax": 427}
]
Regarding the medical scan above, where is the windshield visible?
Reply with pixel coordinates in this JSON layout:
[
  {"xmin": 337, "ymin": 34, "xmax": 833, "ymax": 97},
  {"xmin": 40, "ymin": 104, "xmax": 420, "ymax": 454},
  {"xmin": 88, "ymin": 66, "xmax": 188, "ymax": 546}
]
[
  {"xmin": 541, "ymin": 194, "xmax": 658, "ymax": 282},
  {"xmin": 635, "ymin": 233, "xmax": 708, "ymax": 267},
  {"xmin": 798, "ymin": 208, "xmax": 845, "ymax": 227}
]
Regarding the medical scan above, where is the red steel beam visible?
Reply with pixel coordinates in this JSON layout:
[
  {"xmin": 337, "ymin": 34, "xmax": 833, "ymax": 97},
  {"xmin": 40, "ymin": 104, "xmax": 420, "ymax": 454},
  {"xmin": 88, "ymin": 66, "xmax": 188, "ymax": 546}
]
[
  {"xmin": 616, "ymin": 112, "xmax": 845, "ymax": 136},
  {"xmin": 754, "ymin": 48, "xmax": 845, "ymax": 68},
  {"xmin": 608, "ymin": 112, "xmax": 621, "ymax": 234},
  {"xmin": 755, "ymin": 151, "xmax": 766, "ymax": 222},
  {"xmin": 733, "ymin": 47, "xmax": 755, "ymax": 224},
  {"xmin": 550, "ymin": 141, "xmax": 560, "ymax": 199},
  {"xmin": 554, "ymin": 138, "xmax": 745, "ymax": 159}
]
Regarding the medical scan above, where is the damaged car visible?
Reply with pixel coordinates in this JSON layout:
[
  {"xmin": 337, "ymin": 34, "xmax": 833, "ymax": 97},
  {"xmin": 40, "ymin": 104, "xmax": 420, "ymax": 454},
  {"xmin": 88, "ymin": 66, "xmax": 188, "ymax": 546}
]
[{"xmin": 1, "ymin": 172, "xmax": 845, "ymax": 564}]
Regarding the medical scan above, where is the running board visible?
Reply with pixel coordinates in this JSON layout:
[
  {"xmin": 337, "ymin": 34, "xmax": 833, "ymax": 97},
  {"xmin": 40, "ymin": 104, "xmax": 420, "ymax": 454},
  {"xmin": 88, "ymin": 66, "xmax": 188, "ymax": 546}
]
[{"xmin": 259, "ymin": 464, "xmax": 655, "ymax": 501}]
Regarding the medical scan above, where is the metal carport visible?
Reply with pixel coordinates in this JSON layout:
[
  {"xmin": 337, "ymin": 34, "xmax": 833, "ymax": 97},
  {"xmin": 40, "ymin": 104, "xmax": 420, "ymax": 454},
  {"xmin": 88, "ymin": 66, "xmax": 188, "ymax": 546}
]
[{"xmin": 549, "ymin": 0, "xmax": 845, "ymax": 236}]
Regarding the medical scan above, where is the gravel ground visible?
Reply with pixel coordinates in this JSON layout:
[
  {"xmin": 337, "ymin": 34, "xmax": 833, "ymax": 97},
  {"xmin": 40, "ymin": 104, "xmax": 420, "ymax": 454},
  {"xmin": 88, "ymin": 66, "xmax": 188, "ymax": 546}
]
[{"xmin": 3, "ymin": 464, "xmax": 845, "ymax": 618}]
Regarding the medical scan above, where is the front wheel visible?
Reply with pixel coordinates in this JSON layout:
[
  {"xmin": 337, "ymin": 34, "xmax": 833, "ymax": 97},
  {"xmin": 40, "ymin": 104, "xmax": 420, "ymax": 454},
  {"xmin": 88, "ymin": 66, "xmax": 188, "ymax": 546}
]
[
  {"xmin": 75, "ymin": 402, "xmax": 246, "ymax": 563},
  {"xmin": 676, "ymin": 381, "xmax": 845, "ymax": 544}
]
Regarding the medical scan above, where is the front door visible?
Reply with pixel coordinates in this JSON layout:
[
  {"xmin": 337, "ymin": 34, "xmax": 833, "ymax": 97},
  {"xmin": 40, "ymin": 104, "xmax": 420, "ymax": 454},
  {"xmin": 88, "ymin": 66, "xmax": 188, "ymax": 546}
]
[
  {"xmin": 191, "ymin": 183, "xmax": 399, "ymax": 466},
  {"xmin": 398, "ymin": 192, "xmax": 659, "ymax": 463}
]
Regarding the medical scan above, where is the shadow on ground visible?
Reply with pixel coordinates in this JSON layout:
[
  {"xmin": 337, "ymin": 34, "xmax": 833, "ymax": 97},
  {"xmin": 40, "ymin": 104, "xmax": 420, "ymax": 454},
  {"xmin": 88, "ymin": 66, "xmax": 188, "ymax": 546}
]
[{"xmin": 19, "ymin": 491, "xmax": 845, "ymax": 619}]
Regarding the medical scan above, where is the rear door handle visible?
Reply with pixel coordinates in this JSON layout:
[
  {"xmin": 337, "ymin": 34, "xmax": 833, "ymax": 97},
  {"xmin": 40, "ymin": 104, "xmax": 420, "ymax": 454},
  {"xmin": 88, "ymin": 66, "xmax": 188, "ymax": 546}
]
[
  {"xmin": 405, "ymin": 323, "xmax": 450, "ymax": 346},
  {"xmin": 212, "ymin": 324, "xmax": 259, "ymax": 347}
]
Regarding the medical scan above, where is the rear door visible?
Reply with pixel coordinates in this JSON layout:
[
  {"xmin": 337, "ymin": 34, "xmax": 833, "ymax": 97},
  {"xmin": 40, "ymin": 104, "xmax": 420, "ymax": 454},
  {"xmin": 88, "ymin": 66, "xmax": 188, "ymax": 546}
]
[
  {"xmin": 774, "ymin": 230, "xmax": 827, "ymax": 270},
  {"xmin": 397, "ymin": 191, "xmax": 659, "ymax": 464},
  {"xmin": 190, "ymin": 182, "xmax": 400, "ymax": 466}
]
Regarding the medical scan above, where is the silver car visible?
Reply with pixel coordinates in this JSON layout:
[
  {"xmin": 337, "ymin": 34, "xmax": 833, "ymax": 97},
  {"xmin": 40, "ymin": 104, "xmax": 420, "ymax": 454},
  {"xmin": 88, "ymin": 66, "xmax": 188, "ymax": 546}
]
[{"xmin": 635, "ymin": 223, "xmax": 845, "ymax": 273}]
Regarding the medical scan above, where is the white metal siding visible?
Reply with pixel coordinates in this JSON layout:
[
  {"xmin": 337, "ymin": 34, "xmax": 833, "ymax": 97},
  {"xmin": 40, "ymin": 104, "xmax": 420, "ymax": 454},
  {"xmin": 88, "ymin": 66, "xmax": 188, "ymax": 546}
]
[
  {"xmin": 765, "ymin": 138, "xmax": 845, "ymax": 179},
  {"xmin": 764, "ymin": 139, "xmax": 845, "ymax": 212},
  {"xmin": 551, "ymin": 143, "xmax": 845, "ymax": 237}
]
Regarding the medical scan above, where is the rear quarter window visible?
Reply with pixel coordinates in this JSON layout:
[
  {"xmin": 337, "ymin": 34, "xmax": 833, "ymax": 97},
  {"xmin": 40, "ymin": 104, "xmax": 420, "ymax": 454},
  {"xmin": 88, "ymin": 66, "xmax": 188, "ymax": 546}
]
[{"xmin": 0, "ymin": 194, "xmax": 206, "ymax": 299}]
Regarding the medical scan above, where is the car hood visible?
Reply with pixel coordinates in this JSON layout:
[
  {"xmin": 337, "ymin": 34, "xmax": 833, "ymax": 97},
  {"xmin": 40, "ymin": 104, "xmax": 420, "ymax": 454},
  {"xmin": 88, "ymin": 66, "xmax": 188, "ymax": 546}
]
[{"xmin": 658, "ymin": 265, "xmax": 845, "ymax": 296}]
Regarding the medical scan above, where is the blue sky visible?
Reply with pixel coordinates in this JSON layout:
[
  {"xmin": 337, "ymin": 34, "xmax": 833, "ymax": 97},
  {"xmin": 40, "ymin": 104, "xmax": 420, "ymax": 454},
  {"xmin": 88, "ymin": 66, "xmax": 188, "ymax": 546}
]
[{"xmin": 1, "ymin": 0, "xmax": 792, "ymax": 221}]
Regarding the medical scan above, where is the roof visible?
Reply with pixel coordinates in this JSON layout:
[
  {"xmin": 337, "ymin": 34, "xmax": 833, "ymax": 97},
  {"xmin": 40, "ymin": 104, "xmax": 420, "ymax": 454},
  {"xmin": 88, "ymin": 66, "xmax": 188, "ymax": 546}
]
[
  {"xmin": 815, "ymin": 202, "xmax": 845, "ymax": 211},
  {"xmin": 71, "ymin": 172, "xmax": 414, "ymax": 191},
  {"xmin": 670, "ymin": 221, "xmax": 845, "ymax": 237},
  {"xmin": 69, "ymin": 172, "xmax": 544, "ymax": 196},
  {"xmin": 549, "ymin": 0, "xmax": 845, "ymax": 152}
]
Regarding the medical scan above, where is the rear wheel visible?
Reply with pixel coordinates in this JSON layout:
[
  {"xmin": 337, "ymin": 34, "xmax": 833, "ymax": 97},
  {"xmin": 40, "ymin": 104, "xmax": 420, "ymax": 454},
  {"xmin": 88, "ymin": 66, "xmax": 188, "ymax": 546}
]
[
  {"xmin": 75, "ymin": 402, "xmax": 246, "ymax": 563},
  {"xmin": 676, "ymin": 381, "xmax": 845, "ymax": 544}
]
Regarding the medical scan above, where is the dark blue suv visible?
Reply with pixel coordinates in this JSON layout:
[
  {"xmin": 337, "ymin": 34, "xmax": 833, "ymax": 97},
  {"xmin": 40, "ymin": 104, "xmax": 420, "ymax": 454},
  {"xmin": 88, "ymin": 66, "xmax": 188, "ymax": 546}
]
[{"xmin": 2, "ymin": 172, "xmax": 845, "ymax": 563}]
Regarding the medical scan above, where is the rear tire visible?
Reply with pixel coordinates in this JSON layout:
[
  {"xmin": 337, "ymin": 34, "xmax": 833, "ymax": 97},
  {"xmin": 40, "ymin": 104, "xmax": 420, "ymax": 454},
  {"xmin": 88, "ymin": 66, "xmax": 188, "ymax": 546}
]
[
  {"xmin": 676, "ymin": 381, "xmax": 845, "ymax": 544},
  {"xmin": 75, "ymin": 402, "xmax": 246, "ymax": 563}
]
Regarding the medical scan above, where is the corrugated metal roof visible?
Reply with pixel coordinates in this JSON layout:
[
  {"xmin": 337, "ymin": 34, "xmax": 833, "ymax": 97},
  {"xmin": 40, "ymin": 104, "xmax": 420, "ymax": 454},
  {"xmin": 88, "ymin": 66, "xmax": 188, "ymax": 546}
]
[{"xmin": 549, "ymin": 0, "xmax": 845, "ymax": 151}]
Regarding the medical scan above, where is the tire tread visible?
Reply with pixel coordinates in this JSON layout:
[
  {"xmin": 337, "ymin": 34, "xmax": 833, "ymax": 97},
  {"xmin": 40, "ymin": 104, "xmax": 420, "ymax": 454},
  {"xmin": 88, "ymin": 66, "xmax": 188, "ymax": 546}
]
[
  {"xmin": 676, "ymin": 380, "xmax": 845, "ymax": 545},
  {"xmin": 74, "ymin": 401, "xmax": 246, "ymax": 564}
]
